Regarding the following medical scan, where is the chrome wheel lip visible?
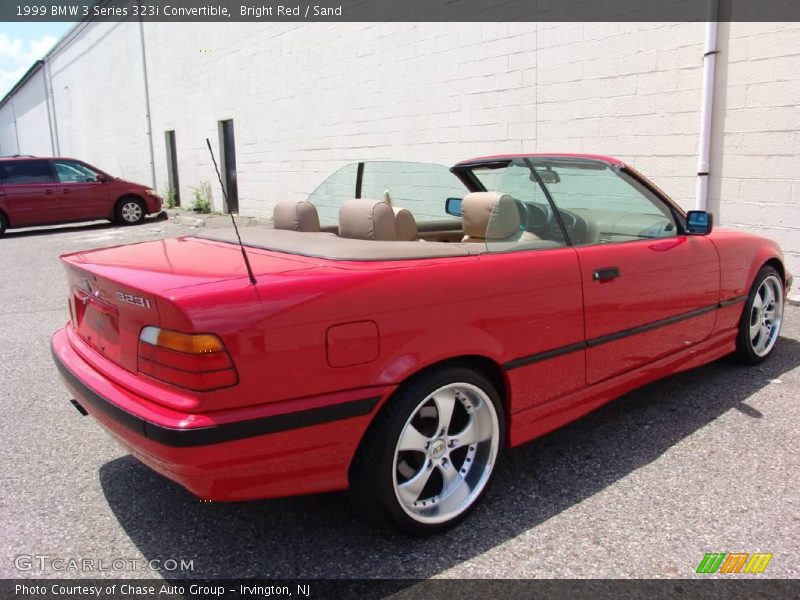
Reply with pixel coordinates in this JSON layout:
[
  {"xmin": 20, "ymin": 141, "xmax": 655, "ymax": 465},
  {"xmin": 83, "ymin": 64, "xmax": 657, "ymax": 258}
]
[
  {"xmin": 749, "ymin": 274, "xmax": 783, "ymax": 357},
  {"xmin": 392, "ymin": 382, "xmax": 499, "ymax": 525},
  {"xmin": 121, "ymin": 201, "xmax": 143, "ymax": 223}
]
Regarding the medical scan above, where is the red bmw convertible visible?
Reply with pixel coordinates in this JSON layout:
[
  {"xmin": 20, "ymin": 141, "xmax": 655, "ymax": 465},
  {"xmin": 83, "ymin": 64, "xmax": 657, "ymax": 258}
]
[{"xmin": 52, "ymin": 155, "xmax": 791, "ymax": 534}]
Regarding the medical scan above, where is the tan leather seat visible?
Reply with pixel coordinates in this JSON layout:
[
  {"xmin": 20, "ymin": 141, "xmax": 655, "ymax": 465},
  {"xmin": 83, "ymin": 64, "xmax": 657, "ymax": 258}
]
[
  {"xmin": 461, "ymin": 191, "xmax": 540, "ymax": 243},
  {"xmin": 339, "ymin": 199, "xmax": 398, "ymax": 241},
  {"xmin": 392, "ymin": 207, "xmax": 418, "ymax": 241},
  {"xmin": 273, "ymin": 200, "xmax": 321, "ymax": 232}
]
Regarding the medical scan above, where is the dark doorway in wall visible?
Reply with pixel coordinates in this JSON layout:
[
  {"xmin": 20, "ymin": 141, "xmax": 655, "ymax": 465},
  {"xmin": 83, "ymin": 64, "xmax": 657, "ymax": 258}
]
[
  {"xmin": 164, "ymin": 130, "xmax": 180, "ymax": 206},
  {"xmin": 218, "ymin": 119, "xmax": 239, "ymax": 214}
]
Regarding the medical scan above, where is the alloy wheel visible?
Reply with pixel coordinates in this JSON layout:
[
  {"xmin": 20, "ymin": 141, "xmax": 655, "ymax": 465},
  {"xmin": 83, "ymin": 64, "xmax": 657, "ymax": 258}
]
[
  {"xmin": 392, "ymin": 382, "xmax": 500, "ymax": 525},
  {"xmin": 748, "ymin": 274, "xmax": 784, "ymax": 357}
]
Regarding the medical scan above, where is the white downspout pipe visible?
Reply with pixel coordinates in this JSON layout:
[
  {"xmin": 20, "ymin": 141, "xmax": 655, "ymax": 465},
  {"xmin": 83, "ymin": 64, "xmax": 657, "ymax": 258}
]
[
  {"xmin": 42, "ymin": 61, "xmax": 56, "ymax": 155},
  {"xmin": 138, "ymin": 15, "xmax": 157, "ymax": 189},
  {"xmin": 695, "ymin": 4, "xmax": 719, "ymax": 211},
  {"xmin": 9, "ymin": 95, "xmax": 20, "ymax": 154}
]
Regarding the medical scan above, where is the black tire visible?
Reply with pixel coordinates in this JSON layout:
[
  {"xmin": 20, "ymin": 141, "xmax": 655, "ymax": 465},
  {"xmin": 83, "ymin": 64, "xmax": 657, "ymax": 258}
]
[
  {"xmin": 733, "ymin": 265, "xmax": 784, "ymax": 365},
  {"xmin": 0, "ymin": 212, "xmax": 6, "ymax": 237},
  {"xmin": 349, "ymin": 365, "xmax": 505, "ymax": 536},
  {"xmin": 114, "ymin": 196, "xmax": 146, "ymax": 225}
]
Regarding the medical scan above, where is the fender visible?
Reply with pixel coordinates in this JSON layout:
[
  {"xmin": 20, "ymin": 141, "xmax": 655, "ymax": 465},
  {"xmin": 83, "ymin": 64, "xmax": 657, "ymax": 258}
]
[
  {"xmin": 708, "ymin": 230, "xmax": 785, "ymax": 334},
  {"xmin": 374, "ymin": 323, "xmax": 506, "ymax": 385},
  {"xmin": 709, "ymin": 230, "xmax": 785, "ymax": 297}
]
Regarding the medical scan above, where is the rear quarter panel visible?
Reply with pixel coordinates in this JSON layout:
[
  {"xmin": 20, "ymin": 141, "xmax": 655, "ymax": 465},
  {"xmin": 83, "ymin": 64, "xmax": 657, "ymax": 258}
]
[{"xmin": 166, "ymin": 248, "xmax": 585, "ymax": 417}]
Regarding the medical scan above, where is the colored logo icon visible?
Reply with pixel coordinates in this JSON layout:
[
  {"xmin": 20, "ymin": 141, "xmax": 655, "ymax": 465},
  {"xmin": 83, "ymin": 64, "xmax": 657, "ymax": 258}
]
[{"xmin": 696, "ymin": 552, "xmax": 773, "ymax": 574}]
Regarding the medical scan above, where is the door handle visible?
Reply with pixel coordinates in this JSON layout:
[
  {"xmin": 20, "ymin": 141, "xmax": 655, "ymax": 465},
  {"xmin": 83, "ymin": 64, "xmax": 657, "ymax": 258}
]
[
  {"xmin": 63, "ymin": 189, "xmax": 70, "ymax": 194},
  {"xmin": 593, "ymin": 267, "xmax": 620, "ymax": 281},
  {"xmin": 45, "ymin": 189, "xmax": 53, "ymax": 195}
]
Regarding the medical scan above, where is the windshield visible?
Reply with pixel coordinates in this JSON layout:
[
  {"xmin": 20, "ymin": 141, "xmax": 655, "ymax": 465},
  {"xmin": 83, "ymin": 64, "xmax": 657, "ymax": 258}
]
[
  {"xmin": 305, "ymin": 161, "xmax": 467, "ymax": 228},
  {"xmin": 465, "ymin": 157, "xmax": 676, "ymax": 246}
]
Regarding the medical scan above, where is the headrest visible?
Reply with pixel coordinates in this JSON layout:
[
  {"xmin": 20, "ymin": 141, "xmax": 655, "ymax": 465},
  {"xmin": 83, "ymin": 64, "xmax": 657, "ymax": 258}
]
[
  {"xmin": 273, "ymin": 200, "xmax": 321, "ymax": 232},
  {"xmin": 392, "ymin": 207, "xmax": 418, "ymax": 241},
  {"xmin": 339, "ymin": 199, "xmax": 397, "ymax": 241},
  {"xmin": 461, "ymin": 192, "xmax": 521, "ymax": 240}
]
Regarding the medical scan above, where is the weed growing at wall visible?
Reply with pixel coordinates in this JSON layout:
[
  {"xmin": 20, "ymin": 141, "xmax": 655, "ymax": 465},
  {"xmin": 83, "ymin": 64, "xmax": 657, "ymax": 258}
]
[
  {"xmin": 190, "ymin": 182, "xmax": 212, "ymax": 213},
  {"xmin": 164, "ymin": 185, "xmax": 177, "ymax": 209}
]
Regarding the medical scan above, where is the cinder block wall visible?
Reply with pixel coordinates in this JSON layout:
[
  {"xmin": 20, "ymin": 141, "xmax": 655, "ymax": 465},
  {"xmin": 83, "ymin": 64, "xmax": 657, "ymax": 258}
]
[
  {"xmin": 13, "ymin": 70, "xmax": 53, "ymax": 156},
  {"xmin": 47, "ymin": 22, "xmax": 152, "ymax": 184},
  {"xmin": 709, "ymin": 22, "xmax": 800, "ymax": 261},
  {"xmin": 0, "ymin": 102, "xmax": 19, "ymax": 155},
  {"xmin": 6, "ymin": 21, "xmax": 800, "ymax": 274},
  {"xmin": 0, "ymin": 69, "xmax": 52, "ymax": 156}
]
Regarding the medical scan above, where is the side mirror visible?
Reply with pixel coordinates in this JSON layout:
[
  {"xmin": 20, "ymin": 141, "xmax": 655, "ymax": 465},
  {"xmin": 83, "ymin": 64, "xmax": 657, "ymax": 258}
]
[
  {"xmin": 686, "ymin": 210, "xmax": 713, "ymax": 235},
  {"xmin": 95, "ymin": 173, "xmax": 108, "ymax": 183},
  {"xmin": 445, "ymin": 197, "xmax": 463, "ymax": 217}
]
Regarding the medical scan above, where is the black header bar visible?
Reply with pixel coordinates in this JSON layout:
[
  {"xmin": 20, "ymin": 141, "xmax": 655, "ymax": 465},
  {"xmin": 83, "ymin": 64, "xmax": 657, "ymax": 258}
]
[{"xmin": 5, "ymin": 0, "xmax": 800, "ymax": 22}]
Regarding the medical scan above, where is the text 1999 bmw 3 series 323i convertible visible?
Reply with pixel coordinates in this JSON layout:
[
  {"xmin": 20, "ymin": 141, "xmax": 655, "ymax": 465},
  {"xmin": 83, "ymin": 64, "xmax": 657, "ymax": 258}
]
[{"xmin": 52, "ymin": 154, "xmax": 792, "ymax": 534}]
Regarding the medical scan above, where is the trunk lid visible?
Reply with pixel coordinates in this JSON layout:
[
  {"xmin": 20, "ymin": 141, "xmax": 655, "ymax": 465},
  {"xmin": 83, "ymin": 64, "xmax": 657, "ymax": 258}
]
[{"xmin": 61, "ymin": 236, "xmax": 314, "ymax": 372}]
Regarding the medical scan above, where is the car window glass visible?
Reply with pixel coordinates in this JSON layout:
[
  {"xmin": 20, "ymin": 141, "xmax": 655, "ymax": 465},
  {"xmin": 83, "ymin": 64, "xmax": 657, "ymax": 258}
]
[
  {"xmin": 360, "ymin": 162, "xmax": 465, "ymax": 225},
  {"xmin": 55, "ymin": 160, "xmax": 98, "ymax": 183},
  {"xmin": 0, "ymin": 160, "xmax": 56, "ymax": 185},
  {"xmin": 304, "ymin": 162, "xmax": 359, "ymax": 227},
  {"xmin": 532, "ymin": 159, "xmax": 677, "ymax": 246},
  {"xmin": 304, "ymin": 161, "xmax": 466, "ymax": 229}
]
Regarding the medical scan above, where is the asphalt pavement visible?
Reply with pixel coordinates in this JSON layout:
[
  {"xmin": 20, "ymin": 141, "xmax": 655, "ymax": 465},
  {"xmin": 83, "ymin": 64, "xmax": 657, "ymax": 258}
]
[{"xmin": 1, "ymin": 215, "xmax": 798, "ymax": 580}]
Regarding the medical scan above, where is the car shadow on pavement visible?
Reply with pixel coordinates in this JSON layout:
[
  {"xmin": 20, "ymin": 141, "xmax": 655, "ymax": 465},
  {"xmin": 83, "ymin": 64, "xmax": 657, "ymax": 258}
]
[
  {"xmin": 99, "ymin": 337, "xmax": 800, "ymax": 579},
  {"xmin": 1, "ymin": 215, "xmax": 166, "ymax": 239}
]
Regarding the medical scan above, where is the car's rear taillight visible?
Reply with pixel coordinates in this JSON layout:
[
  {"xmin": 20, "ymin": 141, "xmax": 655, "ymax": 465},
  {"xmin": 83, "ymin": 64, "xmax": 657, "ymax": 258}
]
[{"xmin": 137, "ymin": 326, "xmax": 238, "ymax": 391}]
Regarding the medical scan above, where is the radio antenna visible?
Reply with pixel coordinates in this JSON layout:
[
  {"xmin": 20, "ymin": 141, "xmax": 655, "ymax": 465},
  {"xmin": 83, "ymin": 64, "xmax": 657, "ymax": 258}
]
[{"xmin": 205, "ymin": 138, "xmax": 257, "ymax": 285}]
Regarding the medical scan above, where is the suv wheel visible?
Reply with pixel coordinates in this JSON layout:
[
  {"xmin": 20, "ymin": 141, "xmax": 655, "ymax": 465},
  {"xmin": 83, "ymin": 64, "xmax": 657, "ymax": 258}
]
[{"xmin": 115, "ymin": 197, "xmax": 146, "ymax": 225}]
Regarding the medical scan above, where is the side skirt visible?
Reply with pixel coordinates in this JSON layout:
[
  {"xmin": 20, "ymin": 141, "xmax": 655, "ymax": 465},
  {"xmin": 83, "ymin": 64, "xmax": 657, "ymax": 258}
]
[{"xmin": 506, "ymin": 327, "xmax": 738, "ymax": 447}]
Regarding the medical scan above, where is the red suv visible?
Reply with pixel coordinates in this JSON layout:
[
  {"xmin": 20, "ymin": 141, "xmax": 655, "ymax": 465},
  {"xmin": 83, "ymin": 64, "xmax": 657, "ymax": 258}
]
[{"xmin": 0, "ymin": 156, "xmax": 162, "ymax": 236}]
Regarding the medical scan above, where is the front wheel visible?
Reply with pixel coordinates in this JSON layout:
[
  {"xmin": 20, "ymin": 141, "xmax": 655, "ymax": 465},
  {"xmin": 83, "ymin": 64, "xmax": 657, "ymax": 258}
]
[
  {"xmin": 349, "ymin": 366, "xmax": 504, "ymax": 535},
  {"xmin": 115, "ymin": 197, "xmax": 146, "ymax": 225},
  {"xmin": 734, "ymin": 266, "xmax": 784, "ymax": 364},
  {"xmin": 0, "ymin": 212, "xmax": 7, "ymax": 237}
]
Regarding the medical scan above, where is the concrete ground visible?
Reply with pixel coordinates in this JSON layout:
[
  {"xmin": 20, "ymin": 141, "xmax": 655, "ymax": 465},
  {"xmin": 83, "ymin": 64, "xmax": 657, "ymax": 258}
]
[{"xmin": 1, "ymin": 214, "xmax": 798, "ymax": 580}]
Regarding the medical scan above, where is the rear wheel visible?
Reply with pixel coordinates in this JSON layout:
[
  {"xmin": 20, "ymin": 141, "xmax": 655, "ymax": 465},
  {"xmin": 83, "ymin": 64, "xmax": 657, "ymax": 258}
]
[
  {"xmin": 349, "ymin": 366, "xmax": 504, "ymax": 535},
  {"xmin": 115, "ymin": 197, "xmax": 146, "ymax": 225},
  {"xmin": 734, "ymin": 266, "xmax": 784, "ymax": 364},
  {"xmin": 0, "ymin": 212, "xmax": 6, "ymax": 237}
]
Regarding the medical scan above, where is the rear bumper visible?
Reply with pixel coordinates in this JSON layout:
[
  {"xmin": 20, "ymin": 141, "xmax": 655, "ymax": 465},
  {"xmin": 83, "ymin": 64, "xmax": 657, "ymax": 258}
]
[{"xmin": 51, "ymin": 326, "xmax": 390, "ymax": 500}]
